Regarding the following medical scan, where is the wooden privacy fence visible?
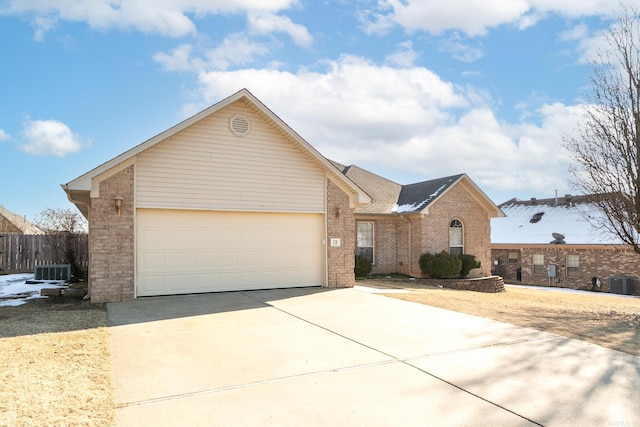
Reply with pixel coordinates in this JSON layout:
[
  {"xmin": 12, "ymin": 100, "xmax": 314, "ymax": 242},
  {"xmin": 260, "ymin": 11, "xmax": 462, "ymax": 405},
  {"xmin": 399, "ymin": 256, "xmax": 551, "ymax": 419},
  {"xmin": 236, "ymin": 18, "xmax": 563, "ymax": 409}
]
[{"xmin": 0, "ymin": 233, "xmax": 88, "ymax": 277}]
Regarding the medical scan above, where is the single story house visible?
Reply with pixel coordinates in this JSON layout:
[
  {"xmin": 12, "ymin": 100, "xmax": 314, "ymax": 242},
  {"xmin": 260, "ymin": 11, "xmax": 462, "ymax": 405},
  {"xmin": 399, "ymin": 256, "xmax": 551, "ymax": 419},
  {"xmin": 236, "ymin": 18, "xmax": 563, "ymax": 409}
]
[
  {"xmin": 491, "ymin": 194, "xmax": 640, "ymax": 295},
  {"xmin": 63, "ymin": 89, "xmax": 502, "ymax": 303}
]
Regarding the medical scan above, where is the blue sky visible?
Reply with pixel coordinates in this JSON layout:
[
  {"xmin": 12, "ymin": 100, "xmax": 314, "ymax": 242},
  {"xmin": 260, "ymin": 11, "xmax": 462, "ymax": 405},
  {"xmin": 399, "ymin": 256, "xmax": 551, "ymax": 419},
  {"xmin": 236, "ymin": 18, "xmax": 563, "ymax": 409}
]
[{"xmin": 0, "ymin": 0, "xmax": 630, "ymax": 222}]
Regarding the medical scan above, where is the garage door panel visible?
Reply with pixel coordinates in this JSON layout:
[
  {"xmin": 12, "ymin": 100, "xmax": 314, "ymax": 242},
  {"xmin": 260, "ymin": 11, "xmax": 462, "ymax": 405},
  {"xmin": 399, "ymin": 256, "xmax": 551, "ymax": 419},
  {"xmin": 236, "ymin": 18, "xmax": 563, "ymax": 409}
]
[
  {"xmin": 190, "ymin": 230, "xmax": 215, "ymax": 249},
  {"xmin": 167, "ymin": 252, "xmax": 191, "ymax": 270},
  {"xmin": 166, "ymin": 274, "xmax": 191, "ymax": 293},
  {"xmin": 137, "ymin": 209, "xmax": 324, "ymax": 296},
  {"xmin": 260, "ymin": 251, "xmax": 280, "ymax": 267},
  {"xmin": 192, "ymin": 274, "xmax": 215, "ymax": 292},
  {"xmin": 192, "ymin": 252, "xmax": 213, "ymax": 269},
  {"xmin": 216, "ymin": 251, "xmax": 237, "ymax": 268},
  {"xmin": 138, "ymin": 228, "xmax": 165, "ymax": 248}
]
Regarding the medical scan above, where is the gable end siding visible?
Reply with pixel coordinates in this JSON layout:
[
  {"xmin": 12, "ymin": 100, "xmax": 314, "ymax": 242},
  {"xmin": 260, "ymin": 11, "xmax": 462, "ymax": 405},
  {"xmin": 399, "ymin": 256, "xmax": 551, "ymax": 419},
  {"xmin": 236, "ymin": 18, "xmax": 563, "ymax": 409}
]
[{"xmin": 136, "ymin": 101, "xmax": 326, "ymax": 213}]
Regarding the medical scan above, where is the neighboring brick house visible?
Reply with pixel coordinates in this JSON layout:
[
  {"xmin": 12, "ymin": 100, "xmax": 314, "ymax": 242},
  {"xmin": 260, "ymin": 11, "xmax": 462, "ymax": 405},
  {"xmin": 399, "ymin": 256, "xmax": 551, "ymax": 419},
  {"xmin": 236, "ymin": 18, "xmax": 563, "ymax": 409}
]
[
  {"xmin": 62, "ymin": 88, "xmax": 501, "ymax": 303},
  {"xmin": 491, "ymin": 195, "xmax": 640, "ymax": 296},
  {"xmin": 331, "ymin": 163, "xmax": 504, "ymax": 278}
]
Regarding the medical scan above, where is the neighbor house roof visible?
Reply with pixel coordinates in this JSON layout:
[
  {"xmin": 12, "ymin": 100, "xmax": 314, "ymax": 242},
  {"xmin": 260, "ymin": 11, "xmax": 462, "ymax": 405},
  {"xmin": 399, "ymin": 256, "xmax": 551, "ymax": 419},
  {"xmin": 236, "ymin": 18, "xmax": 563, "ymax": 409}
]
[
  {"xmin": 491, "ymin": 195, "xmax": 623, "ymax": 245},
  {"xmin": 0, "ymin": 206, "xmax": 44, "ymax": 235},
  {"xmin": 62, "ymin": 88, "xmax": 370, "ymax": 217},
  {"xmin": 332, "ymin": 164, "xmax": 503, "ymax": 217}
]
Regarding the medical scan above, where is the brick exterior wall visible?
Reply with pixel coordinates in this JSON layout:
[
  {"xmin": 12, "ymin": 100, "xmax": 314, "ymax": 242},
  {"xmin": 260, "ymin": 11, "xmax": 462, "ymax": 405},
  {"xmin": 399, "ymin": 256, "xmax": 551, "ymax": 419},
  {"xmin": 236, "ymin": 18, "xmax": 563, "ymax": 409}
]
[
  {"xmin": 326, "ymin": 179, "xmax": 356, "ymax": 288},
  {"xmin": 355, "ymin": 184, "xmax": 494, "ymax": 278},
  {"xmin": 492, "ymin": 247, "xmax": 640, "ymax": 295},
  {"xmin": 88, "ymin": 165, "xmax": 135, "ymax": 303},
  {"xmin": 421, "ymin": 184, "xmax": 492, "ymax": 277},
  {"xmin": 354, "ymin": 216, "xmax": 420, "ymax": 277}
]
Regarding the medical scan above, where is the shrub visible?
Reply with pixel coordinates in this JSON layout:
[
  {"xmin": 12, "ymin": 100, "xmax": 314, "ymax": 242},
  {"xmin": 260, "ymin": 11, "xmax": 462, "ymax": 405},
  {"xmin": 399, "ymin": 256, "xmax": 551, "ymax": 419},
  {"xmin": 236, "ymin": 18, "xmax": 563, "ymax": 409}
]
[
  {"xmin": 354, "ymin": 255, "xmax": 372, "ymax": 276},
  {"xmin": 458, "ymin": 254, "xmax": 481, "ymax": 278},
  {"xmin": 419, "ymin": 251, "xmax": 462, "ymax": 278}
]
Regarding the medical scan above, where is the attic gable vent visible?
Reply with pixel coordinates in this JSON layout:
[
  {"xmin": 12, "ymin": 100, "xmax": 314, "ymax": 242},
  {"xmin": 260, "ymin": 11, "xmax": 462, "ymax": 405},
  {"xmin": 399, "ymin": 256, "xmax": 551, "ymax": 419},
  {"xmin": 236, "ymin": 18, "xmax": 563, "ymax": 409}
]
[{"xmin": 229, "ymin": 114, "xmax": 250, "ymax": 136}]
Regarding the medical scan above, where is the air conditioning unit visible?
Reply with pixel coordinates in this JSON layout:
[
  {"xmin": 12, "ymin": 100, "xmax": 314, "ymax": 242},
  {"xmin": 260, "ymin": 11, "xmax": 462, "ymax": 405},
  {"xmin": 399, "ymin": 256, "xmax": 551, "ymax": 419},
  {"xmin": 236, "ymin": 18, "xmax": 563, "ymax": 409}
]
[
  {"xmin": 610, "ymin": 277, "xmax": 633, "ymax": 295},
  {"xmin": 34, "ymin": 264, "xmax": 71, "ymax": 281}
]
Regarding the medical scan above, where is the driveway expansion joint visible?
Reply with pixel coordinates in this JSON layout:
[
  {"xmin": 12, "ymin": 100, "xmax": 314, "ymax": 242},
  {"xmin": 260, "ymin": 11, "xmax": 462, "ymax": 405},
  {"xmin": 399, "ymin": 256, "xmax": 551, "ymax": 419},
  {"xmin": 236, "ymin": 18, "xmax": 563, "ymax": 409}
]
[{"xmin": 240, "ymin": 291, "xmax": 549, "ymax": 426}]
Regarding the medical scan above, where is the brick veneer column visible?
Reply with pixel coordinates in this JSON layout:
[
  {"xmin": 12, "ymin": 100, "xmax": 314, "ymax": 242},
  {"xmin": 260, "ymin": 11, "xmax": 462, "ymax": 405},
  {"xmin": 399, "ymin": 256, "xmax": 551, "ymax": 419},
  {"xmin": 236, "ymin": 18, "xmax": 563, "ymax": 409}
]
[
  {"xmin": 89, "ymin": 165, "xmax": 135, "ymax": 303},
  {"xmin": 326, "ymin": 179, "xmax": 356, "ymax": 288}
]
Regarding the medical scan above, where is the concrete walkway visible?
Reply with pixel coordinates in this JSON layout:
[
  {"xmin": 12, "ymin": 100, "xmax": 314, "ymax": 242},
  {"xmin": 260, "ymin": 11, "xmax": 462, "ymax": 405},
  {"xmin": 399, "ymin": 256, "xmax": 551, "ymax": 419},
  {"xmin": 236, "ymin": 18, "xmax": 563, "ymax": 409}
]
[{"xmin": 108, "ymin": 287, "xmax": 640, "ymax": 426}]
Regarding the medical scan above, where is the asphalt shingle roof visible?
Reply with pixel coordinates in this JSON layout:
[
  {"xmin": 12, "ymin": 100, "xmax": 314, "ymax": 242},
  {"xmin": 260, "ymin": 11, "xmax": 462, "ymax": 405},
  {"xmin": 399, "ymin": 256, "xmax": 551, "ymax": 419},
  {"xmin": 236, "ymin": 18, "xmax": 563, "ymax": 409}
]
[
  {"xmin": 396, "ymin": 174, "xmax": 464, "ymax": 213},
  {"xmin": 342, "ymin": 166, "xmax": 401, "ymax": 214},
  {"xmin": 332, "ymin": 161, "xmax": 464, "ymax": 215}
]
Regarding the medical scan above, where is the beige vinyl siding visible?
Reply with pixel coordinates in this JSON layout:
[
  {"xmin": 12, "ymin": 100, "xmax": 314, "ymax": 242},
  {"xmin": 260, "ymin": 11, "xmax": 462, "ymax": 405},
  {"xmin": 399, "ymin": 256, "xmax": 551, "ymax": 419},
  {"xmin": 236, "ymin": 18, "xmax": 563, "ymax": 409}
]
[{"xmin": 136, "ymin": 101, "xmax": 326, "ymax": 212}]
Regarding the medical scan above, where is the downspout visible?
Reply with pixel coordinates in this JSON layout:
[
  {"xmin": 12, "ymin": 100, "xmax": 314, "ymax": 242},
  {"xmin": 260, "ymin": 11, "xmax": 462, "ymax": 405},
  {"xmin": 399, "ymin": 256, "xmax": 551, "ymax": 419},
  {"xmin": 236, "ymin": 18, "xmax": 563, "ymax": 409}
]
[{"xmin": 399, "ymin": 215, "xmax": 412, "ymax": 276}]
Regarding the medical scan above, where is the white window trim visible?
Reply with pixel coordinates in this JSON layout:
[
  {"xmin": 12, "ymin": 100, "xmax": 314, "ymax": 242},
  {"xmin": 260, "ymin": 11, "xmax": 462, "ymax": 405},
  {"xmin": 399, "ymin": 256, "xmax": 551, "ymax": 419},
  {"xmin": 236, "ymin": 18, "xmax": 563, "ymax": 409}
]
[
  {"xmin": 532, "ymin": 254, "xmax": 545, "ymax": 275},
  {"xmin": 356, "ymin": 221, "xmax": 375, "ymax": 265},
  {"xmin": 566, "ymin": 255, "xmax": 580, "ymax": 277},
  {"xmin": 449, "ymin": 219, "xmax": 464, "ymax": 255}
]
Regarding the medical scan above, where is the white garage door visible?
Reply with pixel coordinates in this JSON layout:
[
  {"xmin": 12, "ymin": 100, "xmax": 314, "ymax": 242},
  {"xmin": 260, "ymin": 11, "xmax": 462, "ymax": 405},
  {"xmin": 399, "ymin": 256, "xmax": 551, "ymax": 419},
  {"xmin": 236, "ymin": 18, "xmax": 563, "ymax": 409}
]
[{"xmin": 136, "ymin": 209, "xmax": 325, "ymax": 296}]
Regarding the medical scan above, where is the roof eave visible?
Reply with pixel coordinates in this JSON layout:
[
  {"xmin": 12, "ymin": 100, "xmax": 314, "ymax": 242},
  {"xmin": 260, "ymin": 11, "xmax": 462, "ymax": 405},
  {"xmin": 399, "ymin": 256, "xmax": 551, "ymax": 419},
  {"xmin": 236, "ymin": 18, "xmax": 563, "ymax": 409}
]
[{"xmin": 63, "ymin": 88, "xmax": 370, "ymax": 206}]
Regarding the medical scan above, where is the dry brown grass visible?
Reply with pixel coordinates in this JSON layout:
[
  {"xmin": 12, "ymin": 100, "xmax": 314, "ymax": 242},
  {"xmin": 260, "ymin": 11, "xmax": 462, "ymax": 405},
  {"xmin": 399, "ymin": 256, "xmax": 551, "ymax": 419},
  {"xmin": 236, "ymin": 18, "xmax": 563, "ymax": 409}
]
[
  {"xmin": 363, "ymin": 280, "xmax": 640, "ymax": 356},
  {"xmin": 0, "ymin": 297, "xmax": 113, "ymax": 426}
]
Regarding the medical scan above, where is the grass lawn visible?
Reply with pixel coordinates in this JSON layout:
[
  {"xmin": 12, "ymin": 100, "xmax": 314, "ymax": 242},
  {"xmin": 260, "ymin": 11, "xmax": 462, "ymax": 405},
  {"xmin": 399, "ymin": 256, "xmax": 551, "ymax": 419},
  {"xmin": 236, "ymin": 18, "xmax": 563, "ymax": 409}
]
[
  {"xmin": 362, "ymin": 279, "xmax": 640, "ymax": 356},
  {"xmin": 0, "ymin": 293, "xmax": 113, "ymax": 426}
]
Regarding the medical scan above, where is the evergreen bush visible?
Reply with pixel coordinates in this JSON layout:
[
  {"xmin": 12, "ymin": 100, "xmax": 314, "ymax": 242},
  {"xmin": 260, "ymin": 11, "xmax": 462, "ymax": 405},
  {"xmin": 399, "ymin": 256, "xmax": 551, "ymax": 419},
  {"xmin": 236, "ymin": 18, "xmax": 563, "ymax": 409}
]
[
  {"xmin": 419, "ymin": 251, "xmax": 462, "ymax": 278},
  {"xmin": 458, "ymin": 254, "xmax": 481, "ymax": 278},
  {"xmin": 354, "ymin": 255, "xmax": 372, "ymax": 276}
]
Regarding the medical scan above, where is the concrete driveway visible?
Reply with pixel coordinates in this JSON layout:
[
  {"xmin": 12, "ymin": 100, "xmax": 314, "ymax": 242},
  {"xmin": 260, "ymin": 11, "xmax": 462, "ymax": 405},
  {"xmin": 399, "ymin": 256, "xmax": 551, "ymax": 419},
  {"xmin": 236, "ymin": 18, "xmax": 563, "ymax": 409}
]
[{"xmin": 108, "ymin": 287, "xmax": 640, "ymax": 426}]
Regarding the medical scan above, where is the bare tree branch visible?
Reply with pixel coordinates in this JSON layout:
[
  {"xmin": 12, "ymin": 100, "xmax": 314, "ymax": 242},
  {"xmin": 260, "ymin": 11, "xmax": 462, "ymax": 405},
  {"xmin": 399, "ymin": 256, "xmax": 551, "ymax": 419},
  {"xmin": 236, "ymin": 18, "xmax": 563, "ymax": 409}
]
[{"xmin": 565, "ymin": 4, "xmax": 640, "ymax": 253}]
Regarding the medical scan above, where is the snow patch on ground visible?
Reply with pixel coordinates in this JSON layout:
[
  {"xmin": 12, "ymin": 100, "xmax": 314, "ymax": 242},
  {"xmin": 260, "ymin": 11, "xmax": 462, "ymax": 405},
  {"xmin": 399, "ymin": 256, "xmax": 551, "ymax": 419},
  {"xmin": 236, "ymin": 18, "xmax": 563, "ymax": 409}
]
[{"xmin": 0, "ymin": 273, "xmax": 68, "ymax": 307}]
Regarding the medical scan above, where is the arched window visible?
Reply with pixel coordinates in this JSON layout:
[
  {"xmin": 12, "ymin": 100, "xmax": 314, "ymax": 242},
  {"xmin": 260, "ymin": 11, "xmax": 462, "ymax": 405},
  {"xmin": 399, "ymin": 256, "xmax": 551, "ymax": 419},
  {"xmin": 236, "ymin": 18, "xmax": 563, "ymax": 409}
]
[{"xmin": 449, "ymin": 219, "xmax": 463, "ymax": 255}]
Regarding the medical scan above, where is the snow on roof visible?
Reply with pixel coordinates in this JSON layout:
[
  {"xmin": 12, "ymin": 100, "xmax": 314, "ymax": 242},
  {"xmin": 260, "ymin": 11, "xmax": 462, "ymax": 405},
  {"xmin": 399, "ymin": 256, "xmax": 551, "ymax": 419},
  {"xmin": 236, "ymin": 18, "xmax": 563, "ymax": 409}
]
[
  {"xmin": 491, "ymin": 199, "xmax": 623, "ymax": 245},
  {"xmin": 394, "ymin": 184, "xmax": 448, "ymax": 213},
  {"xmin": 394, "ymin": 175, "xmax": 463, "ymax": 214}
]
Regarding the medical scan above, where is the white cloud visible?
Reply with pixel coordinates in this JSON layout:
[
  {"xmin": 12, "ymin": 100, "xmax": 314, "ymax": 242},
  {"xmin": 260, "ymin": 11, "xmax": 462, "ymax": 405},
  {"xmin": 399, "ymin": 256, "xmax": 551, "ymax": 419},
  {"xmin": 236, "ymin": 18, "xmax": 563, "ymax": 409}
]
[
  {"xmin": 205, "ymin": 34, "xmax": 270, "ymax": 70},
  {"xmin": 31, "ymin": 15, "xmax": 57, "ymax": 41},
  {"xmin": 438, "ymin": 34, "xmax": 485, "ymax": 62},
  {"xmin": 0, "ymin": 129, "xmax": 9, "ymax": 141},
  {"xmin": 385, "ymin": 41, "xmax": 419, "ymax": 67},
  {"xmin": 5, "ymin": 0, "xmax": 300, "ymax": 38},
  {"xmin": 248, "ymin": 12, "xmax": 313, "ymax": 48},
  {"xmin": 559, "ymin": 23, "xmax": 589, "ymax": 42},
  {"xmin": 20, "ymin": 119, "xmax": 87, "ymax": 157},
  {"xmin": 176, "ymin": 55, "xmax": 582, "ymax": 200},
  {"xmin": 361, "ymin": 0, "xmax": 633, "ymax": 36},
  {"xmin": 153, "ymin": 44, "xmax": 203, "ymax": 72},
  {"xmin": 363, "ymin": 0, "xmax": 531, "ymax": 36},
  {"xmin": 154, "ymin": 35, "xmax": 270, "ymax": 72}
]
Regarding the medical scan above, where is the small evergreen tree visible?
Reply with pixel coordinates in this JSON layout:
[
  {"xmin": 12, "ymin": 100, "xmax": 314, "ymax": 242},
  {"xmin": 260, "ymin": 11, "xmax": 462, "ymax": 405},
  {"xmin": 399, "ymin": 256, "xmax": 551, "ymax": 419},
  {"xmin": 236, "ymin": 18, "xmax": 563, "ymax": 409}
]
[
  {"xmin": 354, "ymin": 255, "xmax": 372, "ymax": 277},
  {"xmin": 458, "ymin": 254, "xmax": 481, "ymax": 278},
  {"xmin": 419, "ymin": 251, "xmax": 462, "ymax": 278}
]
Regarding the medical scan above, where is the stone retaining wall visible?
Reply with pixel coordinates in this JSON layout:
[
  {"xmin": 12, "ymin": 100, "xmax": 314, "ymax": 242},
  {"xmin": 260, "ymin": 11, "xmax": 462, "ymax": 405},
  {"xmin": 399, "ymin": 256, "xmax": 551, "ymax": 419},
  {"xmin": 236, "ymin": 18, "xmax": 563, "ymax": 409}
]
[{"xmin": 410, "ymin": 275, "xmax": 505, "ymax": 293}]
